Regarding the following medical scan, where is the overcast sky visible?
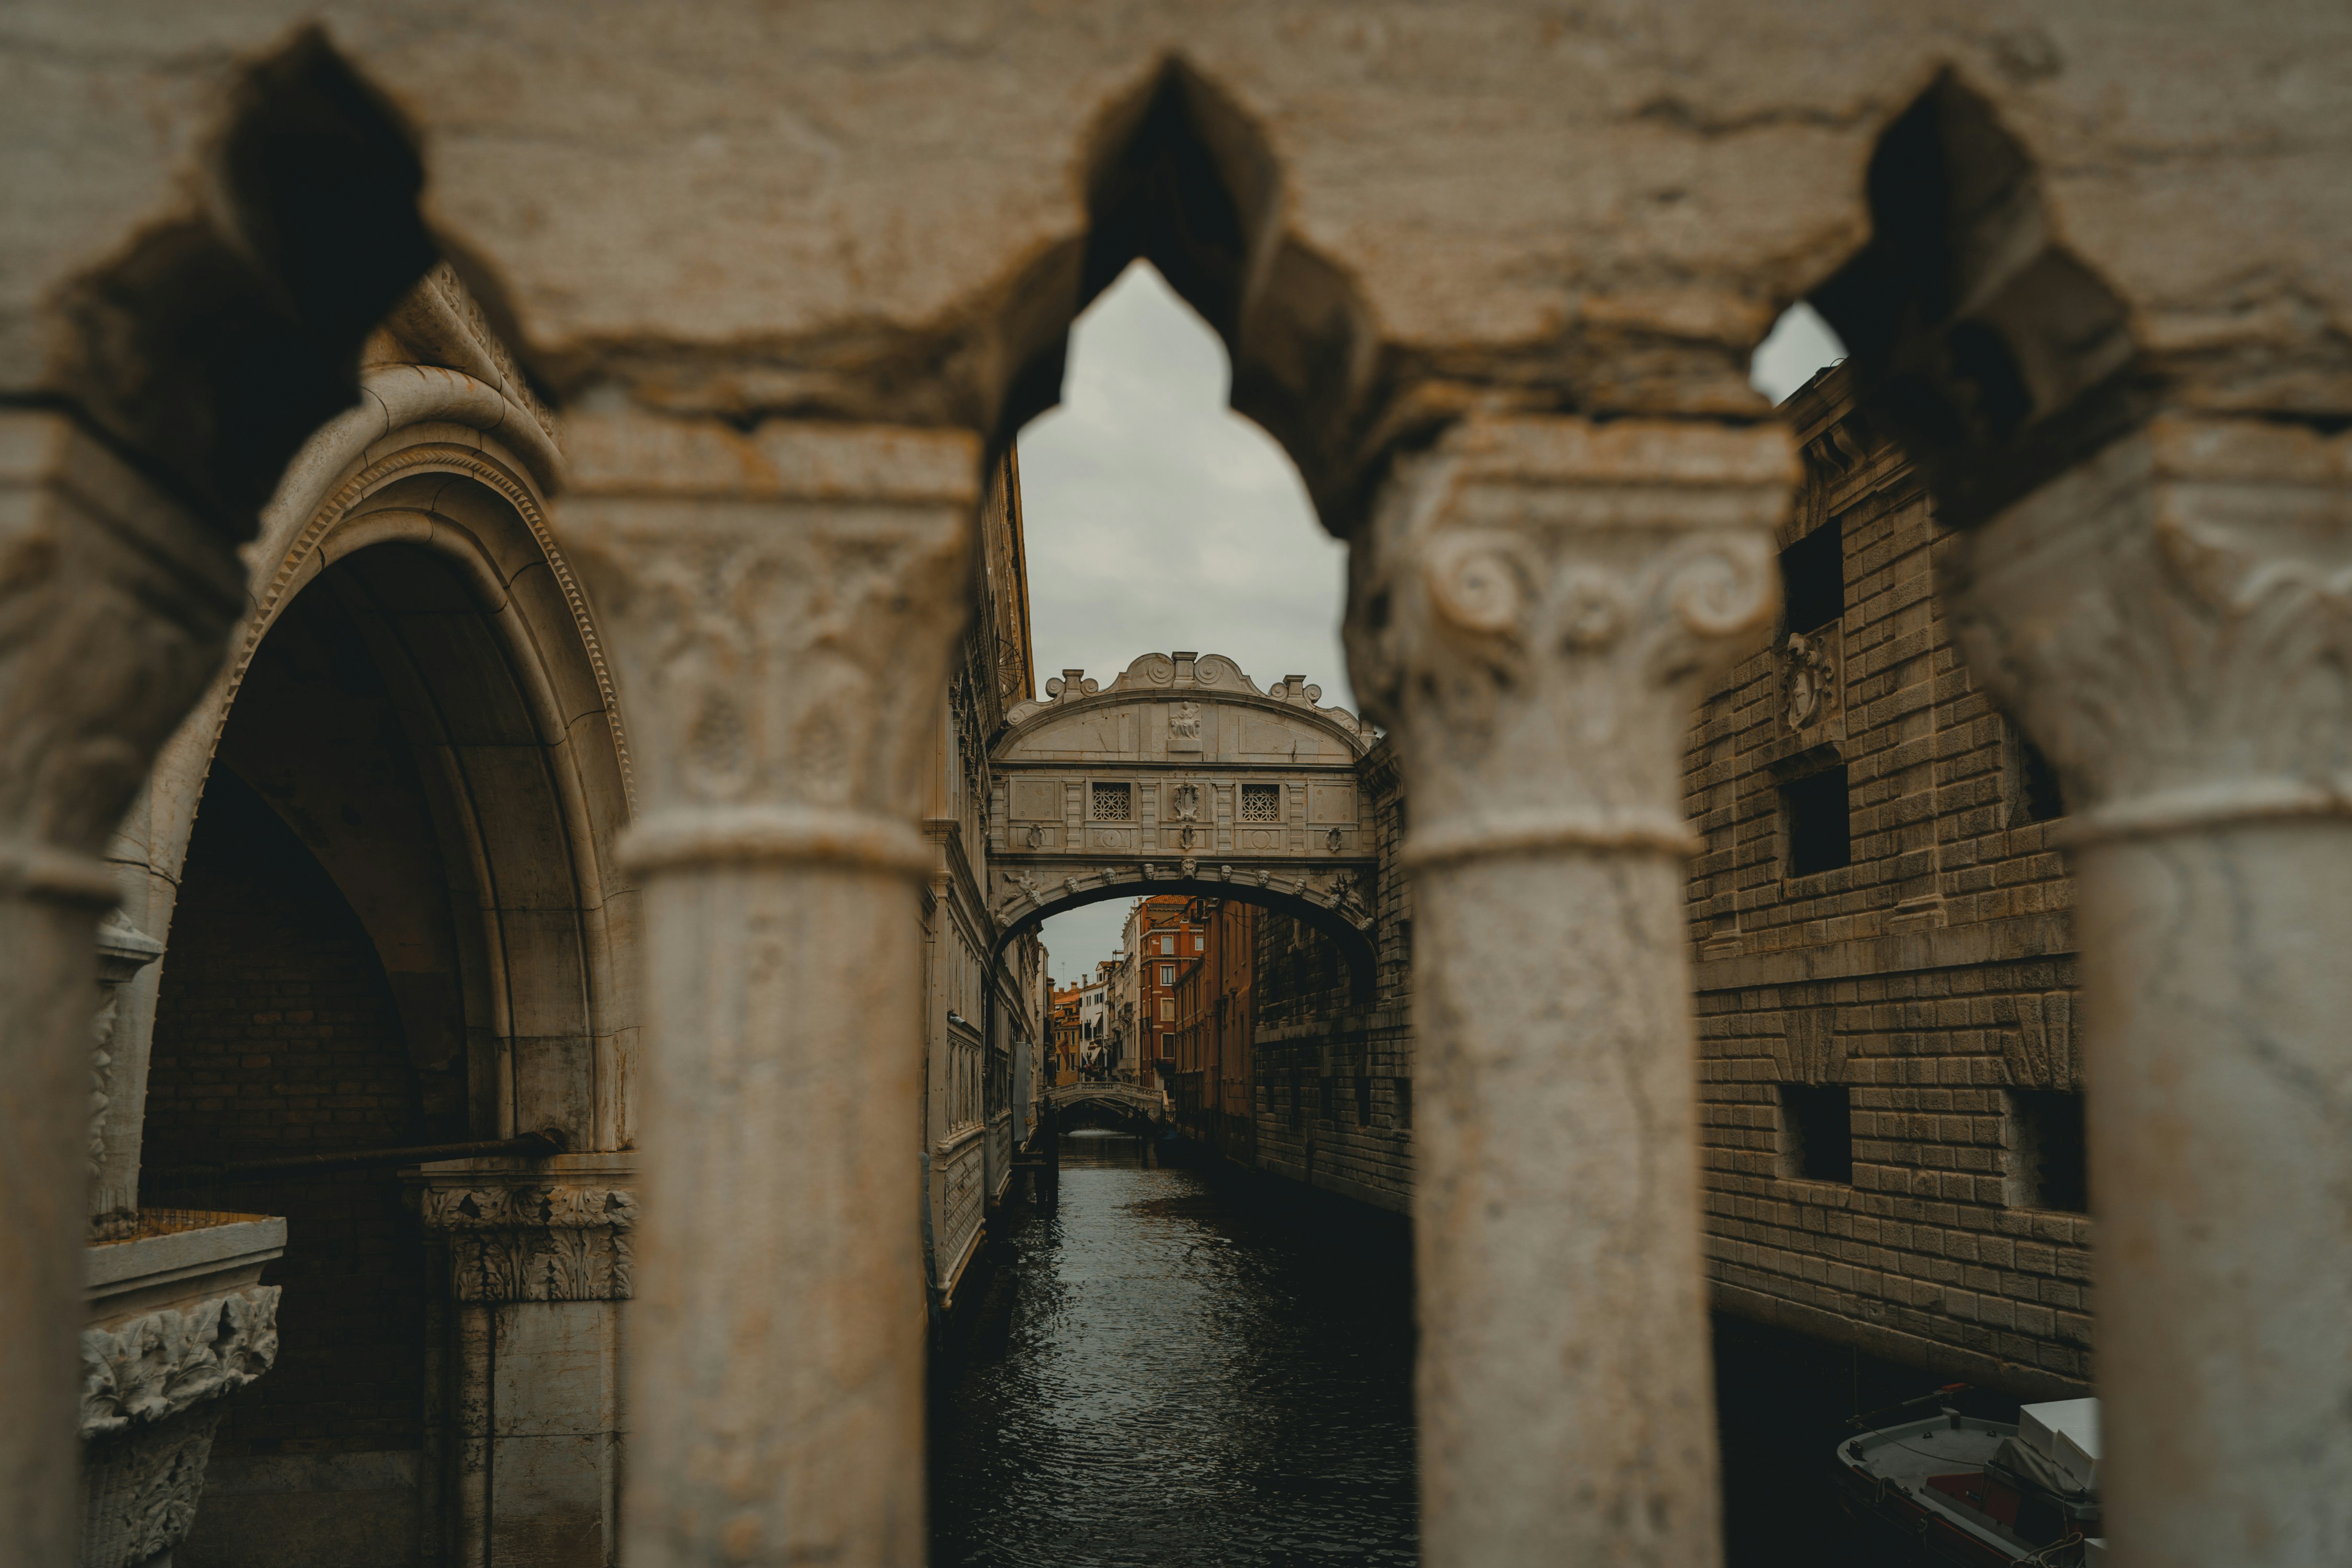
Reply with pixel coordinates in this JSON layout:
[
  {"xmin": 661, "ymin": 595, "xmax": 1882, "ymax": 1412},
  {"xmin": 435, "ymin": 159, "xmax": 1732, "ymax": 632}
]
[{"xmin": 1023, "ymin": 264, "xmax": 1843, "ymax": 987}]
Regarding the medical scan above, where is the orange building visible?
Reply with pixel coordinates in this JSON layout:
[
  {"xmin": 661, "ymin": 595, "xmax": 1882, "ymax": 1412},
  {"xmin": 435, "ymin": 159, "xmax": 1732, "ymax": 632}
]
[
  {"xmin": 1121, "ymin": 894, "xmax": 1203, "ymax": 1090},
  {"xmin": 1169, "ymin": 898, "xmax": 1258, "ymax": 1166},
  {"xmin": 1046, "ymin": 982, "xmax": 1083, "ymax": 1086}
]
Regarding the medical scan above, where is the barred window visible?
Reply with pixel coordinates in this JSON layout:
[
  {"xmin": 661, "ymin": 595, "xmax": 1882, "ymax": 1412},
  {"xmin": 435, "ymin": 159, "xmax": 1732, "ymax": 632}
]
[
  {"xmin": 1091, "ymin": 781, "xmax": 1132, "ymax": 821},
  {"xmin": 1241, "ymin": 785, "xmax": 1282, "ymax": 823}
]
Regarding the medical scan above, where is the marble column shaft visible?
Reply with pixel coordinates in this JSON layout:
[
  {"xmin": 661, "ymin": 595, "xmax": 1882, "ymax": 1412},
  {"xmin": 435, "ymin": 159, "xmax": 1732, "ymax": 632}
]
[
  {"xmin": 1348, "ymin": 414, "xmax": 1793, "ymax": 1565},
  {"xmin": 556, "ymin": 411, "xmax": 977, "ymax": 1568},
  {"xmin": 1945, "ymin": 416, "xmax": 2352, "ymax": 1567}
]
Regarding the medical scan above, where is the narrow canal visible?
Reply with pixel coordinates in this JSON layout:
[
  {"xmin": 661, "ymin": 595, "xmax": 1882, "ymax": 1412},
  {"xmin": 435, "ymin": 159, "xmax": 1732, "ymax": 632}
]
[{"xmin": 930, "ymin": 1129, "xmax": 1419, "ymax": 1566}]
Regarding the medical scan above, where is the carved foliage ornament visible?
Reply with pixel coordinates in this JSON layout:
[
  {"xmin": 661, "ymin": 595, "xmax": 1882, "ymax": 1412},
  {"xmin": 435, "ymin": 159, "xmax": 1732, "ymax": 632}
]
[
  {"xmin": 556, "ymin": 421, "xmax": 976, "ymax": 848},
  {"xmin": 80, "ymin": 1287, "xmax": 281, "ymax": 1439},
  {"xmin": 81, "ymin": 1403, "xmax": 226, "ymax": 1568},
  {"xmin": 1346, "ymin": 416, "xmax": 1792, "ymax": 858},
  {"xmin": 419, "ymin": 1183, "xmax": 638, "ymax": 1303},
  {"xmin": 1944, "ymin": 418, "xmax": 2352, "ymax": 841}
]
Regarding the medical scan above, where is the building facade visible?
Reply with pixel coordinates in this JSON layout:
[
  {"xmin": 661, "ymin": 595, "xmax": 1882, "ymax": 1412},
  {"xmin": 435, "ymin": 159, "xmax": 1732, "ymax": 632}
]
[
  {"xmin": 1168, "ymin": 897, "xmax": 1259, "ymax": 1168},
  {"xmin": 1120, "ymin": 894, "xmax": 1203, "ymax": 1092},
  {"xmin": 61, "ymin": 272, "xmax": 1051, "ymax": 1566},
  {"xmin": 8, "ymin": 15, "xmax": 2343, "ymax": 1565},
  {"xmin": 921, "ymin": 450, "xmax": 1047, "ymax": 1319},
  {"xmin": 1204, "ymin": 360, "xmax": 2096, "ymax": 1403}
]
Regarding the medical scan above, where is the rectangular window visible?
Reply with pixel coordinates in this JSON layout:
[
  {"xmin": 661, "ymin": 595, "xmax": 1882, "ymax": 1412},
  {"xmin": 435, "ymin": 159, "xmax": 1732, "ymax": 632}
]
[
  {"xmin": 1195, "ymin": 934, "xmax": 1205, "ymax": 951},
  {"xmin": 1779, "ymin": 518, "xmax": 1843, "ymax": 634},
  {"xmin": 1779, "ymin": 1083, "xmax": 1853, "ymax": 1184},
  {"xmin": 1090, "ymin": 781, "xmax": 1132, "ymax": 821},
  {"xmin": 1318, "ymin": 1074, "xmax": 1335, "ymax": 1122},
  {"xmin": 2009, "ymin": 1089, "xmax": 2089, "ymax": 1213},
  {"xmin": 2010, "ymin": 721, "xmax": 2067, "ymax": 824},
  {"xmin": 1781, "ymin": 765, "xmax": 1852, "ymax": 879},
  {"xmin": 1394, "ymin": 1076, "xmax": 1412, "ymax": 1131},
  {"xmin": 1158, "ymin": 997, "xmax": 1174, "ymax": 1021},
  {"xmin": 1355, "ymin": 1071, "xmax": 1373, "ymax": 1125},
  {"xmin": 1161, "ymin": 1032, "xmax": 1175, "ymax": 1060},
  {"xmin": 1241, "ymin": 784, "xmax": 1282, "ymax": 824},
  {"xmin": 1160, "ymin": 964, "xmax": 1174, "ymax": 986},
  {"xmin": 1288, "ymin": 1069, "xmax": 1303, "ymax": 1130}
]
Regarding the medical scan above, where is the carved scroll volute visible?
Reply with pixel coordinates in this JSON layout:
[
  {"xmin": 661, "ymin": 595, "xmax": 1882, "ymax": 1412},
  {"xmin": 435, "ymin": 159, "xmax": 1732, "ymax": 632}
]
[
  {"xmin": 554, "ymin": 412, "xmax": 981, "ymax": 869},
  {"xmin": 1943, "ymin": 416, "xmax": 2352, "ymax": 843},
  {"xmin": 1347, "ymin": 414, "xmax": 1793, "ymax": 864}
]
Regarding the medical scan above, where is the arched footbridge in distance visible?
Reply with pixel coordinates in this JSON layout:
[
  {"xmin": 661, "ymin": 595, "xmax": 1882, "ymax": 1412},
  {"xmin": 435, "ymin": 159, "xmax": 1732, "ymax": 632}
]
[
  {"xmin": 984, "ymin": 651, "xmax": 1379, "ymax": 988},
  {"xmin": 1042, "ymin": 1078, "xmax": 1170, "ymax": 1133}
]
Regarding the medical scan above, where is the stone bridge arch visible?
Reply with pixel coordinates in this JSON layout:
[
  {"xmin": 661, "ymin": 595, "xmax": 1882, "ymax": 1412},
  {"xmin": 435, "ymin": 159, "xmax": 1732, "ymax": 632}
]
[
  {"xmin": 985, "ymin": 651, "xmax": 1379, "ymax": 982},
  {"xmin": 1042, "ymin": 1079, "xmax": 1169, "ymax": 1135}
]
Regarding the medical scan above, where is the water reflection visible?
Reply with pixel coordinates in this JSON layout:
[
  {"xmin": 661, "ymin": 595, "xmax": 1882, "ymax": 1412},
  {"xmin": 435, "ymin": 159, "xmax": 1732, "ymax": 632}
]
[{"xmin": 930, "ymin": 1130, "xmax": 1419, "ymax": 1566}]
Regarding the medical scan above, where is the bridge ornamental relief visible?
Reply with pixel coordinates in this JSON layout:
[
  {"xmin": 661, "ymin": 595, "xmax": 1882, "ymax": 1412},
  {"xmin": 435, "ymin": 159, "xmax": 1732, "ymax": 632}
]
[{"xmin": 988, "ymin": 652, "xmax": 1376, "ymax": 956}]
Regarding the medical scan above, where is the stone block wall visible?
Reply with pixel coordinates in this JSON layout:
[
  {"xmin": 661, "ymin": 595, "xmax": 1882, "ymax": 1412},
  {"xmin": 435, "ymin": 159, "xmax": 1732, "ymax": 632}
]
[
  {"xmin": 1685, "ymin": 363, "xmax": 2092, "ymax": 1396},
  {"xmin": 1229, "ymin": 371, "xmax": 2098, "ymax": 1398},
  {"xmin": 1697, "ymin": 954, "xmax": 2094, "ymax": 1393},
  {"xmin": 1246, "ymin": 745, "xmax": 1415, "ymax": 1216}
]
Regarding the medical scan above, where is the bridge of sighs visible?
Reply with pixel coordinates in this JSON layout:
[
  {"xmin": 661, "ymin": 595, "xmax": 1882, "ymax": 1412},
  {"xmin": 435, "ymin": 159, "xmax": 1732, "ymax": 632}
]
[{"xmin": 986, "ymin": 652, "xmax": 1378, "ymax": 978}]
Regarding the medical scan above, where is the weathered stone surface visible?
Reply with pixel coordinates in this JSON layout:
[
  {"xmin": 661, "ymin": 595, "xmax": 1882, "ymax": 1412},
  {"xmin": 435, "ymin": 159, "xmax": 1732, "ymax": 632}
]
[
  {"xmin": 1944, "ymin": 416, "xmax": 2352, "ymax": 1568},
  {"xmin": 1350, "ymin": 412, "xmax": 1791, "ymax": 1565}
]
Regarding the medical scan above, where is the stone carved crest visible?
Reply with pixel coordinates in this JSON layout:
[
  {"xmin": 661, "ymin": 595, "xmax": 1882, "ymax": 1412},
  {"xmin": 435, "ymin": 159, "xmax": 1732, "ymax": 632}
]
[
  {"xmin": 1781, "ymin": 630, "xmax": 1839, "ymax": 732},
  {"xmin": 1171, "ymin": 782, "xmax": 1201, "ymax": 821}
]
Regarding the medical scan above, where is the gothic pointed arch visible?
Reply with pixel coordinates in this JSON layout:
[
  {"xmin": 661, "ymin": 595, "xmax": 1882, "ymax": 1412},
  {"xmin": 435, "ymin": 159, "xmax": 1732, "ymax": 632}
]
[{"xmin": 981, "ymin": 55, "xmax": 1388, "ymax": 535}]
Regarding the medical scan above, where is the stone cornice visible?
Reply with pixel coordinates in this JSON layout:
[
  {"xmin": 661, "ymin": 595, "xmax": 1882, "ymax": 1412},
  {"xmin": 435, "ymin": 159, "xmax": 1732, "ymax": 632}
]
[{"xmin": 999, "ymin": 651, "xmax": 1371, "ymax": 755}]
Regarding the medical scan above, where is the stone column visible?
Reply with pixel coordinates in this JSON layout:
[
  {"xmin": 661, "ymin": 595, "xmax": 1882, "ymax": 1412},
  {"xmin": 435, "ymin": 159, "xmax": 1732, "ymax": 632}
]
[
  {"xmin": 1346, "ymin": 414, "xmax": 1792, "ymax": 1565},
  {"xmin": 1942, "ymin": 416, "xmax": 2352, "ymax": 1567},
  {"xmin": 1, "ymin": 413, "xmax": 249, "ymax": 1568},
  {"xmin": 411, "ymin": 1154, "xmax": 638, "ymax": 1563},
  {"xmin": 555, "ymin": 411, "xmax": 977, "ymax": 1568}
]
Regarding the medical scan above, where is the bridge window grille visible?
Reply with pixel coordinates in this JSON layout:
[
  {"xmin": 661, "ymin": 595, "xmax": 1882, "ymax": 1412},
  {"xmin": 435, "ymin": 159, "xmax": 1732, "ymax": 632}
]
[
  {"xmin": 1241, "ymin": 784, "xmax": 1282, "ymax": 823},
  {"xmin": 1091, "ymin": 781, "xmax": 1132, "ymax": 821}
]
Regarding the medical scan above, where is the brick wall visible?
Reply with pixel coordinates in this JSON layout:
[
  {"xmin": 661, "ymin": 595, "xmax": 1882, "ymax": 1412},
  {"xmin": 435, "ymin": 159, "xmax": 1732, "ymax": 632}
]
[
  {"xmin": 1245, "ymin": 744, "xmax": 1414, "ymax": 1215},
  {"xmin": 142, "ymin": 767, "xmax": 428, "ymax": 1456},
  {"xmin": 1685, "ymin": 363, "xmax": 2092, "ymax": 1396},
  {"xmin": 1191, "ymin": 370, "xmax": 2096, "ymax": 1397}
]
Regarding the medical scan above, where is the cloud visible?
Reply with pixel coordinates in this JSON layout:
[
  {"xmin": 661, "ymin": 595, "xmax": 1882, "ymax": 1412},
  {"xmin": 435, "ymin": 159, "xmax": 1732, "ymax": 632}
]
[{"xmin": 1750, "ymin": 301, "xmax": 1847, "ymax": 406}]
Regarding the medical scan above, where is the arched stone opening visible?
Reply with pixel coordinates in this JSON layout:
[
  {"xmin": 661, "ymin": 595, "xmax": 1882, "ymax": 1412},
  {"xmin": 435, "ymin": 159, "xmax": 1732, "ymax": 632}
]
[
  {"xmin": 89, "ymin": 357, "xmax": 637, "ymax": 1564},
  {"xmin": 985, "ymin": 55, "xmax": 1386, "ymax": 538},
  {"xmin": 131, "ymin": 512, "xmax": 635, "ymax": 1564},
  {"xmin": 1805, "ymin": 70, "xmax": 2143, "ymax": 532}
]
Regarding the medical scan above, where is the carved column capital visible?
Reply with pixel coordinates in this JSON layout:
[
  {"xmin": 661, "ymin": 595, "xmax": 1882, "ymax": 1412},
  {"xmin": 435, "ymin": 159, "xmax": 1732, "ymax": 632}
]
[
  {"xmin": 1945, "ymin": 416, "xmax": 2352, "ymax": 845},
  {"xmin": 555, "ymin": 413, "xmax": 980, "ymax": 881},
  {"xmin": 1347, "ymin": 414, "xmax": 1794, "ymax": 866},
  {"xmin": 416, "ymin": 1177, "xmax": 640, "ymax": 1304}
]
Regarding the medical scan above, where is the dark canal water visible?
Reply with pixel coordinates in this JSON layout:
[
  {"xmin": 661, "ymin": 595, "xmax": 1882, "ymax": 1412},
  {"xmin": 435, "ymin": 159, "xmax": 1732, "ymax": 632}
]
[{"xmin": 929, "ymin": 1129, "xmax": 1419, "ymax": 1567}]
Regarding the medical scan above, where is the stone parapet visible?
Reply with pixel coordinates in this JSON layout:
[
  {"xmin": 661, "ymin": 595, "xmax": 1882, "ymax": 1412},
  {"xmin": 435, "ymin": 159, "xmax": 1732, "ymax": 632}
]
[{"xmin": 79, "ymin": 1213, "xmax": 287, "ymax": 1568}]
